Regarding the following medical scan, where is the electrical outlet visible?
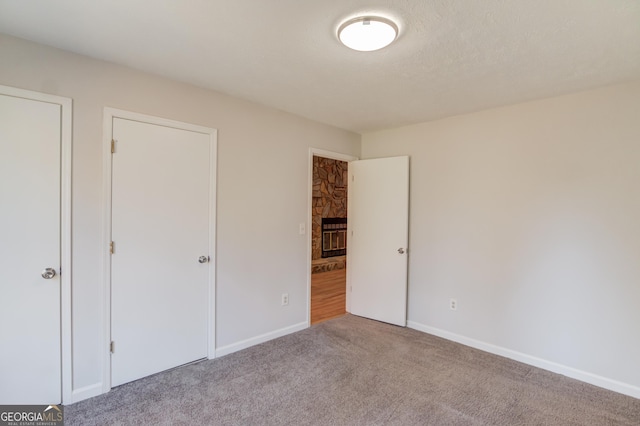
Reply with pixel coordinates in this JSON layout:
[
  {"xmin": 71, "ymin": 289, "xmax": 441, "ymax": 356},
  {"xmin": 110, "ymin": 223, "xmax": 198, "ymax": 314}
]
[
  {"xmin": 450, "ymin": 298, "xmax": 457, "ymax": 311},
  {"xmin": 282, "ymin": 293, "xmax": 289, "ymax": 306}
]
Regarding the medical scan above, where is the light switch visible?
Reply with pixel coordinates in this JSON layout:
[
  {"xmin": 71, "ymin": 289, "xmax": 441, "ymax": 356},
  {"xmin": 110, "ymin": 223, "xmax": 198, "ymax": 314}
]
[{"xmin": 299, "ymin": 223, "xmax": 306, "ymax": 235}]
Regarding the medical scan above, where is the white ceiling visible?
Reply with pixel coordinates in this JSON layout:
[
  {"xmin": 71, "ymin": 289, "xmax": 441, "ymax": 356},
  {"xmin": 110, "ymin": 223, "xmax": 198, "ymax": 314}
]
[{"xmin": 1, "ymin": 0, "xmax": 639, "ymax": 132}]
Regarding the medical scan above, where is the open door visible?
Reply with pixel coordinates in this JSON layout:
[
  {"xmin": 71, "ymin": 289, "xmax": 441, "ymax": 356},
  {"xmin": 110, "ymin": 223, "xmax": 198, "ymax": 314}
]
[{"xmin": 347, "ymin": 156, "xmax": 409, "ymax": 326}]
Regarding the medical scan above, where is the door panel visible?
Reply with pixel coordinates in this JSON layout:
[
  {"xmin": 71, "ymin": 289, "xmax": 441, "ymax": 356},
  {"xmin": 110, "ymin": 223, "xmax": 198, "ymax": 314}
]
[
  {"xmin": 348, "ymin": 156, "xmax": 409, "ymax": 326},
  {"xmin": 0, "ymin": 94, "xmax": 61, "ymax": 403},
  {"xmin": 111, "ymin": 118, "xmax": 210, "ymax": 387}
]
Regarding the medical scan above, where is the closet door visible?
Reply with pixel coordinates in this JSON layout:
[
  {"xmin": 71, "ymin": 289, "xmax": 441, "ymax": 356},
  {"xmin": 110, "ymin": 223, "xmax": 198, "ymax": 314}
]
[
  {"xmin": 110, "ymin": 117, "xmax": 211, "ymax": 387},
  {"xmin": 0, "ymin": 92, "xmax": 63, "ymax": 403}
]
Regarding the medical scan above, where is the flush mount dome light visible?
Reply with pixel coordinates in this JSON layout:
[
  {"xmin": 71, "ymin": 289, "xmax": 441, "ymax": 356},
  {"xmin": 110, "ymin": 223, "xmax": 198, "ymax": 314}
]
[{"xmin": 338, "ymin": 16, "xmax": 398, "ymax": 51}]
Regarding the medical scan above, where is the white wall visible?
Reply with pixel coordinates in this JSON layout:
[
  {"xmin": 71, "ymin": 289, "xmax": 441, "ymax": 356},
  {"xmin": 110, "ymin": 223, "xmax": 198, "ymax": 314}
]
[
  {"xmin": 362, "ymin": 80, "xmax": 640, "ymax": 397},
  {"xmin": 0, "ymin": 34, "xmax": 360, "ymax": 399}
]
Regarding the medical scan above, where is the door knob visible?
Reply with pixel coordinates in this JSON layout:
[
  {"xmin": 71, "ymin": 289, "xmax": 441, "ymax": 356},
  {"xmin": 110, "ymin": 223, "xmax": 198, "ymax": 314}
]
[
  {"xmin": 198, "ymin": 256, "xmax": 209, "ymax": 264},
  {"xmin": 41, "ymin": 268, "xmax": 57, "ymax": 279},
  {"xmin": 397, "ymin": 248, "xmax": 405, "ymax": 254}
]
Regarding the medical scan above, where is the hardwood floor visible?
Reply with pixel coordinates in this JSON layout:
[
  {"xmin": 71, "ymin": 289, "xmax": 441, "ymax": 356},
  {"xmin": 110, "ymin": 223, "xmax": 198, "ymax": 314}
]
[{"xmin": 311, "ymin": 268, "xmax": 346, "ymax": 325}]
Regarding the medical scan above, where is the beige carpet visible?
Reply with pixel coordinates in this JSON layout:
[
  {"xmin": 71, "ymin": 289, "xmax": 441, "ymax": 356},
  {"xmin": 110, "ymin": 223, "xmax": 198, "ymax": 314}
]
[{"xmin": 66, "ymin": 315, "xmax": 640, "ymax": 425}]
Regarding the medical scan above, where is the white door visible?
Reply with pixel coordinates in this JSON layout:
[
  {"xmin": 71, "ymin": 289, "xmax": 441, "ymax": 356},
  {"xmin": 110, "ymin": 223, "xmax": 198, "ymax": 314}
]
[
  {"xmin": 348, "ymin": 156, "xmax": 409, "ymax": 326},
  {"xmin": 110, "ymin": 117, "xmax": 211, "ymax": 387},
  {"xmin": 0, "ymin": 93, "xmax": 62, "ymax": 403}
]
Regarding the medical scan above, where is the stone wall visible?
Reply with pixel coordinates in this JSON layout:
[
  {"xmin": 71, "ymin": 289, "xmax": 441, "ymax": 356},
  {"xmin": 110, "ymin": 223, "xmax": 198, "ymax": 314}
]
[{"xmin": 312, "ymin": 156, "xmax": 348, "ymax": 262}]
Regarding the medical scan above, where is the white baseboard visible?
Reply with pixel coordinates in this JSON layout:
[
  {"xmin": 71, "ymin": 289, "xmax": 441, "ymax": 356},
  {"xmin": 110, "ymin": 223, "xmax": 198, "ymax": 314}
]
[
  {"xmin": 215, "ymin": 321, "xmax": 308, "ymax": 358},
  {"xmin": 69, "ymin": 383, "xmax": 104, "ymax": 404},
  {"xmin": 407, "ymin": 321, "xmax": 640, "ymax": 400}
]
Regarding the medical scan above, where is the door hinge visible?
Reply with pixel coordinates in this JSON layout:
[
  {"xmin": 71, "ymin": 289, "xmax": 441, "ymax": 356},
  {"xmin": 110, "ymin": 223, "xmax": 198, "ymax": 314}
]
[
  {"xmin": 110, "ymin": 341, "xmax": 115, "ymax": 353},
  {"xmin": 111, "ymin": 139, "xmax": 116, "ymax": 154},
  {"xmin": 110, "ymin": 241, "xmax": 115, "ymax": 254}
]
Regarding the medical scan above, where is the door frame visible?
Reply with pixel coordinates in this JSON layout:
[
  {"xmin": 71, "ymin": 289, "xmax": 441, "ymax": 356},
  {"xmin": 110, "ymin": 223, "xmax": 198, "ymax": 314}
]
[
  {"xmin": 307, "ymin": 148, "xmax": 358, "ymax": 325},
  {"xmin": 102, "ymin": 108, "xmax": 217, "ymax": 392},
  {"xmin": 0, "ymin": 85, "xmax": 73, "ymax": 403}
]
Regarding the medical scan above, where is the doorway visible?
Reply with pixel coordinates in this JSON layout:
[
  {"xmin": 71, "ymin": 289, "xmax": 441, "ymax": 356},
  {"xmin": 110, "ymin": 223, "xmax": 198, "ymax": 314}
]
[
  {"xmin": 307, "ymin": 152, "xmax": 410, "ymax": 328},
  {"xmin": 308, "ymin": 149, "xmax": 357, "ymax": 325}
]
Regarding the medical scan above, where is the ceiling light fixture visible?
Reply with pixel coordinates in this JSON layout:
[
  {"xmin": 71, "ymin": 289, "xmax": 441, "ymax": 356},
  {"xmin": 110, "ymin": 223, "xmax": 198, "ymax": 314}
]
[{"xmin": 338, "ymin": 16, "xmax": 398, "ymax": 52}]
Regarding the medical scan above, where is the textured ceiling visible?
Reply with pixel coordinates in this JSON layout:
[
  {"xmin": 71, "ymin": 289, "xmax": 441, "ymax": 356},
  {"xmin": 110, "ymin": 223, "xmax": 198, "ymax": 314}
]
[{"xmin": 1, "ymin": 0, "xmax": 639, "ymax": 132}]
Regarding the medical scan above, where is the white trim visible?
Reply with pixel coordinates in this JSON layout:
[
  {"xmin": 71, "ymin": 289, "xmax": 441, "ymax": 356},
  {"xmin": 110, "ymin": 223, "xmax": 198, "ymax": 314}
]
[
  {"xmin": 104, "ymin": 108, "xmax": 217, "ymax": 135},
  {"xmin": 100, "ymin": 109, "xmax": 113, "ymax": 394},
  {"xmin": 215, "ymin": 322, "xmax": 308, "ymax": 357},
  {"xmin": 207, "ymin": 129, "xmax": 218, "ymax": 359},
  {"xmin": 0, "ymin": 85, "xmax": 73, "ymax": 404},
  {"xmin": 102, "ymin": 107, "xmax": 217, "ymax": 394},
  {"xmin": 70, "ymin": 383, "xmax": 103, "ymax": 404},
  {"xmin": 307, "ymin": 148, "xmax": 358, "ymax": 325},
  {"xmin": 407, "ymin": 320, "xmax": 640, "ymax": 400},
  {"xmin": 59, "ymin": 92, "xmax": 73, "ymax": 405},
  {"xmin": 309, "ymin": 148, "xmax": 359, "ymax": 163}
]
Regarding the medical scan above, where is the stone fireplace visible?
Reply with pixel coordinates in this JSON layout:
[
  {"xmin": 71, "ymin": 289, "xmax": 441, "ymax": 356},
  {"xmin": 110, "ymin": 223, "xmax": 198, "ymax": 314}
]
[{"xmin": 312, "ymin": 156, "xmax": 347, "ymax": 273}]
